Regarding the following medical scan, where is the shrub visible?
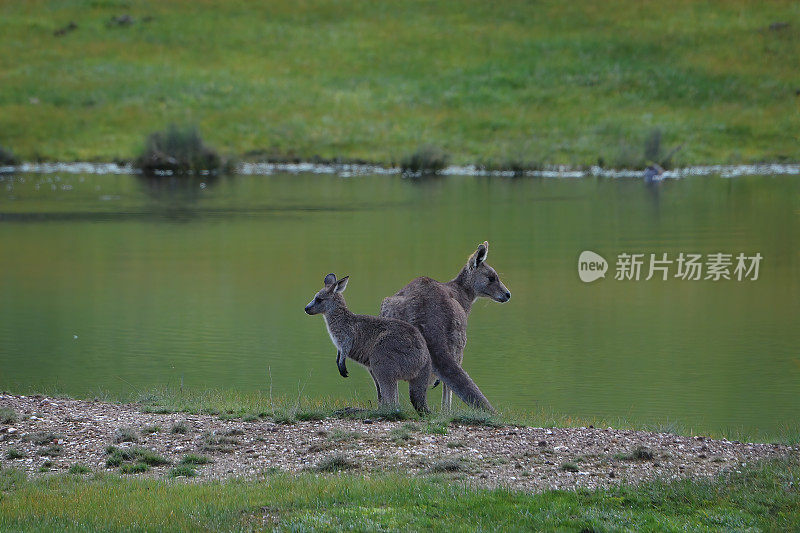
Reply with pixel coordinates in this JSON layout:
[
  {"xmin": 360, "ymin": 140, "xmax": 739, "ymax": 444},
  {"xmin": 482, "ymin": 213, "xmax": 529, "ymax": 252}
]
[
  {"xmin": 613, "ymin": 128, "xmax": 682, "ymax": 170},
  {"xmin": 327, "ymin": 429, "xmax": 364, "ymax": 442},
  {"xmin": 105, "ymin": 446, "xmax": 170, "ymax": 468},
  {"xmin": 427, "ymin": 458, "xmax": 464, "ymax": 473},
  {"xmin": 315, "ymin": 453, "xmax": 358, "ymax": 472},
  {"xmin": 615, "ymin": 445, "xmax": 655, "ymax": 461},
  {"xmin": 180, "ymin": 454, "xmax": 212, "ymax": 465},
  {"xmin": 5, "ymin": 448, "xmax": 25, "ymax": 459},
  {"xmin": 560, "ymin": 462, "xmax": 580, "ymax": 472},
  {"xmin": 120, "ymin": 462, "xmax": 149, "ymax": 474},
  {"xmin": 113, "ymin": 427, "xmax": 140, "ymax": 443},
  {"xmin": 135, "ymin": 125, "xmax": 228, "ymax": 177},
  {"xmin": 400, "ymin": 145, "xmax": 449, "ymax": 177},
  {"xmin": 0, "ymin": 146, "xmax": 17, "ymax": 166},
  {"xmin": 295, "ymin": 409, "xmax": 327, "ymax": 421},
  {"xmin": 25, "ymin": 431, "xmax": 61, "ymax": 445},
  {"xmin": 448, "ymin": 411, "xmax": 502, "ymax": 428},
  {"xmin": 632, "ymin": 445, "xmax": 655, "ymax": 460},
  {"xmin": 170, "ymin": 422, "xmax": 189, "ymax": 434},
  {"xmin": 201, "ymin": 432, "xmax": 240, "ymax": 453},
  {"xmin": 37, "ymin": 445, "xmax": 63, "ymax": 457},
  {"xmin": 0, "ymin": 407, "xmax": 17, "ymax": 424},
  {"xmin": 168, "ymin": 465, "xmax": 197, "ymax": 478},
  {"xmin": 68, "ymin": 464, "xmax": 92, "ymax": 474}
]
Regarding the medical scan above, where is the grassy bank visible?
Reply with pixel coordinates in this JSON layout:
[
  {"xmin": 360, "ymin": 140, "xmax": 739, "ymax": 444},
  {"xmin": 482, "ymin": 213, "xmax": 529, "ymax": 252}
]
[
  {"xmin": 1, "ymin": 458, "xmax": 798, "ymax": 531},
  {"xmin": 1, "ymin": 1, "xmax": 798, "ymax": 166}
]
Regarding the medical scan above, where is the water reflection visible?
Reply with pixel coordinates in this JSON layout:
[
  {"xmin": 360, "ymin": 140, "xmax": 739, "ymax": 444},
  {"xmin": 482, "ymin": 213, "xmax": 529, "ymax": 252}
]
[{"xmin": 0, "ymin": 172, "xmax": 798, "ymax": 438}]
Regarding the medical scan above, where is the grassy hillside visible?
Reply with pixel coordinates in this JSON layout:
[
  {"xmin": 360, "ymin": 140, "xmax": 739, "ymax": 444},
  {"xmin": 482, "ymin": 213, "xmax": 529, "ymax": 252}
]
[{"xmin": 0, "ymin": 1, "xmax": 798, "ymax": 165}]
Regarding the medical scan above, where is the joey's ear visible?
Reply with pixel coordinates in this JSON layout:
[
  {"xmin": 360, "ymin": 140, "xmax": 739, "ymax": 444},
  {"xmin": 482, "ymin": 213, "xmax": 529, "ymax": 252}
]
[
  {"xmin": 323, "ymin": 273, "xmax": 336, "ymax": 286},
  {"xmin": 470, "ymin": 241, "xmax": 489, "ymax": 269},
  {"xmin": 334, "ymin": 276, "xmax": 349, "ymax": 293}
]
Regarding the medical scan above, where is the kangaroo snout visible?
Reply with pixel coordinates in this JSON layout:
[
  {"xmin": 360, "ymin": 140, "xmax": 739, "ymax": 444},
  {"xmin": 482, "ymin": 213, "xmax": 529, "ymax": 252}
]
[
  {"xmin": 304, "ymin": 299, "xmax": 319, "ymax": 315},
  {"xmin": 500, "ymin": 290, "xmax": 511, "ymax": 302}
]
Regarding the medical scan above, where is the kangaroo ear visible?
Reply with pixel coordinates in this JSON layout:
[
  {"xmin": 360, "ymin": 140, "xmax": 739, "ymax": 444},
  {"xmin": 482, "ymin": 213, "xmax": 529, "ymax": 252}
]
[
  {"xmin": 334, "ymin": 276, "xmax": 349, "ymax": 293},
  {"xmin": 323, "ymin": 273, "xmax": 336, "ymax": 287},
  {"xmin": 470, "ymin": 242, "xmax": 489, "ymax": 269}
]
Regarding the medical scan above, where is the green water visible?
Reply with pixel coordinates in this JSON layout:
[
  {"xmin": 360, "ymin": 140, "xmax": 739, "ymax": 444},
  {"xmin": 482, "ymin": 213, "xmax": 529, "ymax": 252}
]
[{"xmin": 1, "ymin": 172, "xmax": 798, "ymax": 438}]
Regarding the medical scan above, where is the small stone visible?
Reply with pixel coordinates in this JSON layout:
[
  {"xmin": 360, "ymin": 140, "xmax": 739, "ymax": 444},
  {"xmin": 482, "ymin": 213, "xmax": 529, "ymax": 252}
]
[
  {"xmin": 363, "ymin": 419, "xmax": 373, "ymax": 424},
  {"xmin": 609, "ymin": 471, "xmax": 616, "ymax": 478},
  {"xmin": 537, "ymin": 441, "xmax": 547, "ymax": 447}
]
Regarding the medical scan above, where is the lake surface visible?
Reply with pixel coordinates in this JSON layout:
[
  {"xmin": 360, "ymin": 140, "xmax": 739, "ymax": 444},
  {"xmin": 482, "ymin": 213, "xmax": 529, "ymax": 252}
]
[{"xmin": 1, "ymin": 172, "xmax": 798, "ymax": 439}]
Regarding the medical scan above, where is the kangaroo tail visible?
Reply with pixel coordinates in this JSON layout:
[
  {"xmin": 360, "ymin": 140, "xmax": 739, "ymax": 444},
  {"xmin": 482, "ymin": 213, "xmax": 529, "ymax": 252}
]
[{"xmin": 433, "ymin": 359, "xmax": 496, "ymax": 413}]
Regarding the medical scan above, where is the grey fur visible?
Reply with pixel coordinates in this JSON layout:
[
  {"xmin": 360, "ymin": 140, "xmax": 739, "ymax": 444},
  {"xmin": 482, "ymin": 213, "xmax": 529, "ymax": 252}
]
[
  {"xmin": 380, "ymin": 241, "xmax": 510, "ymax": 413},
  {"xmin": 305, "ymin": 274, "xmax": 432, "ymax": 413}
]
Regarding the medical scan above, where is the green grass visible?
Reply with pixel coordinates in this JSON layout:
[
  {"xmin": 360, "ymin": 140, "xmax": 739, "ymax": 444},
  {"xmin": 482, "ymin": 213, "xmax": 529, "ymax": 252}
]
[
  {"xmin": 2, "ymin": 458, "xmax": 798, "ymax": 530},
  {"xmin": 1, "ymin": 1, "xmax": 797, "ymax": 166},
  {"xmin": 179, "ymin": 454, "xmax": 212, "ymax": 466}
]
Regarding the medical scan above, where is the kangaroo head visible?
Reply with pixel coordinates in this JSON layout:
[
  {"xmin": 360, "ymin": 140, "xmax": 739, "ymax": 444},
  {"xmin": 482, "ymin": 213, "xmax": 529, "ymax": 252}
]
[
  {"xmin": 460, "ymin": 241, "xmax": 511, "ymax": 303},
  {"xmin": 304, "ymin": 273, "xmax": 349, "ymax": 315}
]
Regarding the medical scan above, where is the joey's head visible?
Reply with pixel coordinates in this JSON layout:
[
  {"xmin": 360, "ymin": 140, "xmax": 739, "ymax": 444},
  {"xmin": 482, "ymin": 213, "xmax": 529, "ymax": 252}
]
[
  {"xmin": 459, "ymin": 241, "xmax": 511, "ymax": 303},
  {"xmin": 304, "ymin": 273, "xmax": 349, "ymax": 315}
]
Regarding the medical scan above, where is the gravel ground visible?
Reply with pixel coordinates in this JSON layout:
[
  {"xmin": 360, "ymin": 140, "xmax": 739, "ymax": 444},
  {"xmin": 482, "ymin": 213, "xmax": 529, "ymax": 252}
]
[{"xmin": 0, "ymin": 394, "xmax": 794, "ymax": 492}]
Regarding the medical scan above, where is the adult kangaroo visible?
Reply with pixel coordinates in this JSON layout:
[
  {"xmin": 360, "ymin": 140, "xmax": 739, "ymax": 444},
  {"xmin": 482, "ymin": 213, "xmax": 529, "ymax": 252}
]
[{"xmin": 380, "ymin": 241, "xmax": 510, "ymax": 412}]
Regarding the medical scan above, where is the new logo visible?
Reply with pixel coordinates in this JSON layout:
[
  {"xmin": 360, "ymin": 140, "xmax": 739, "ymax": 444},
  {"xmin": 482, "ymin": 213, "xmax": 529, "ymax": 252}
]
[{"xmin": 578, "ymin": 251, "xmax": 608, "ymax": 283}]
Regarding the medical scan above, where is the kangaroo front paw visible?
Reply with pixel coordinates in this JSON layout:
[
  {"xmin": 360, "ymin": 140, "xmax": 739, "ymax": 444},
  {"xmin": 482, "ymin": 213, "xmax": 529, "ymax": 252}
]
[{"xmin": 337, "ymin": 353, "xmax": 349, "ymax": 378}]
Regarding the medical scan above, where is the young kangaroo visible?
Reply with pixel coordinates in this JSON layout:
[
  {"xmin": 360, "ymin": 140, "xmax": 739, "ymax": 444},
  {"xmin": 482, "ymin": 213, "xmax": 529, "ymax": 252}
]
[
  {"xmin": 380, "ymin": 241, "xmax": 510, "ymax": 413},
  {"xmin": 304, "ymin": 273, "xmax": 432, "ymax": 413}
]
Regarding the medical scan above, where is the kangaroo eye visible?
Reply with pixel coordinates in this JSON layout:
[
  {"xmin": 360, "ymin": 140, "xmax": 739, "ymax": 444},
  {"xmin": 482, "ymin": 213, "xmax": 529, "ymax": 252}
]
[
  {"xmin": 488, "ymin": 275, "xmax": 496, "ymax": 283},
  {"xmin": 313, "ymin": 296, "xmax": 321, "ymax": 303}
]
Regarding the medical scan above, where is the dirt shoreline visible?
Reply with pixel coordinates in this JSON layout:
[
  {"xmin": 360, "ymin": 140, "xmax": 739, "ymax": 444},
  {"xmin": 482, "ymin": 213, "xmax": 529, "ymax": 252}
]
[{"xmin": 0, "ymin": 394, "xmax": 794, "ymax": 492}]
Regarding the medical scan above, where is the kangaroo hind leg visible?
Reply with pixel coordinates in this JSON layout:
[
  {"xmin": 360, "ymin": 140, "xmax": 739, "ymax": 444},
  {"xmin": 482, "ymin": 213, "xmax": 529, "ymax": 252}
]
[
  {"xmin": 376, "ymin": 378, "xmax": 399, "ymax": 409},
  {"xmin": 368, "ymin": 369, "xmax": 382, "ymax": 403},
  {"xmin": 409, "ymin": 370, "xmax": 430, "ymax": 414},
  {"xmin": 441, "ymin": 384, "xmax": 453, "ymax": 411}
]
